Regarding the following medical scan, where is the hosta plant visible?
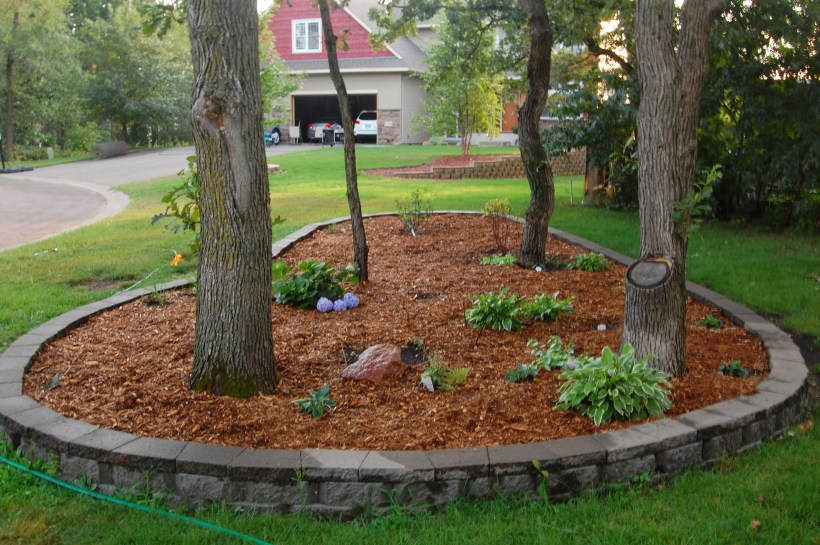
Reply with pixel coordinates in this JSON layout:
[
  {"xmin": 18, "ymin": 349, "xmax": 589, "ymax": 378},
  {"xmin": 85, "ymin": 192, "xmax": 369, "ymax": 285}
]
[
  {"xmin": 697, "ymin": 314, "xmax": 723, "ymax": 329},
  {"xmin": 527, "ymin": 292, "xmax": 575, "ymax": 322},
  {"xmin": 480, "ymin": 254, "xmax": 517, "ymax": 266},
  {"xmin": 555, "ymin": 344, "xmax": 672, "ymax": 426},
  {"xmin": 571, "ymin": 252, "xmax": 610, "ymax": 272},
  {"xmin": 505, "ymin": 362, "xmax": 540, "ymax": 382},
  {"xmin": 465, "ymin": 288, "xmax": 528, "ymax": 332},
  {"xmin": 527, "ymin": 336, "xmax": 577, "ymax": 370},
  {"xmin": 718, "ymin": 360, "xmax": 749, "ymax": 378},
  {"xmin": 293, "ymin": 385, "xmax": 337, "ymax": 418}
]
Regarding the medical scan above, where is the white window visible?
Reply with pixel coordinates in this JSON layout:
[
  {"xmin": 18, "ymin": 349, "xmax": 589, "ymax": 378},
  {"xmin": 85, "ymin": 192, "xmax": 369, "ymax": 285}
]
[{"xmin": 293, "ymin": 19, "xmax": 321, "ymax": 53}]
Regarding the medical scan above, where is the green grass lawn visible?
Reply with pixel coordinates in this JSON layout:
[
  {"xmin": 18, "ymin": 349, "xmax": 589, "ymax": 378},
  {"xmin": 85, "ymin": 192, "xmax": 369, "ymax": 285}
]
[{"xmin": 0, "ymin": 145, "xmax": 817, "ymax": 544}]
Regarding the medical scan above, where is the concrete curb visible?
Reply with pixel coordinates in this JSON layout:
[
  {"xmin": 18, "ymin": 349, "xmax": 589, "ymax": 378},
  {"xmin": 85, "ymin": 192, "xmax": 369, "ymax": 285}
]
[{"xmin": 0, "ymin": 212, "xmax": 808, "ymax": 517}]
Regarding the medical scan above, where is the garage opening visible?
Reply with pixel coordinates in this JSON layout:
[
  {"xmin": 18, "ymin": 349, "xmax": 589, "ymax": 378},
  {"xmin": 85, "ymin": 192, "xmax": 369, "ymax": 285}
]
[{"xmin": 292, "ymin": 94, "xmax": 377, "ymax": 142}]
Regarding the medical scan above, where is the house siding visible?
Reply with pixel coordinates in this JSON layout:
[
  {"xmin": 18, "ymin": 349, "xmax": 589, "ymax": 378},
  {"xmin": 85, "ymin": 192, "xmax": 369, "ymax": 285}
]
[
  {"xmin": 401, "ymin": 76, "xmax": 430, "ymax": 144},
  {"xmin": 269, "ymin": 1, "xmax": 393, "ymax": 62}
]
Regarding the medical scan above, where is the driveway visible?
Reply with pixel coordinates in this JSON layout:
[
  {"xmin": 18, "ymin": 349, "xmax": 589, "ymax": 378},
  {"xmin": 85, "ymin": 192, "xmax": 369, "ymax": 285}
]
[{"xmin": 0, "ymin": 144, "xmax": 312, "ymax": 252}]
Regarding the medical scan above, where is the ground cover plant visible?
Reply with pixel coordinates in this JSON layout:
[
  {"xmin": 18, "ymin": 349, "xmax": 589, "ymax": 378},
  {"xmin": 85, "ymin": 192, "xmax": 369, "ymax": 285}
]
[{"xmin": 0, "ymin": 146, "xmax": 817, "ymax": 543}]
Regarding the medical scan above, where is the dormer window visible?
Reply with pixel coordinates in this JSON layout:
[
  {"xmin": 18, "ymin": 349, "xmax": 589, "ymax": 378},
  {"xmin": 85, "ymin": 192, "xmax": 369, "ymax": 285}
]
[{"xmin": 293, "ymin": 19, "xmax": 321, "ymax": 53}]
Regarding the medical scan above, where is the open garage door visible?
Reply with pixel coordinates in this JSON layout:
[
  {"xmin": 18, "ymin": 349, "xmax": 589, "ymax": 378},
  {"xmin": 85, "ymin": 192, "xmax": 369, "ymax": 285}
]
[{"xmin": 293, "ymin": 94, "xmax": 377, "ymax": 142}]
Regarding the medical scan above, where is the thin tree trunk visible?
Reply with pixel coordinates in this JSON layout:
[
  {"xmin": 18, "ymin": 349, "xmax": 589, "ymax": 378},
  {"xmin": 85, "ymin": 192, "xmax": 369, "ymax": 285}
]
[
  {"xmin": 517, "ymin": 0, "xmax": 554, "ymax": 267},
  {"xmin": 187, "ymin": 0, "xmax": 277, "ymax": 396},
  {"xmin": 622, "ymin": 0, "xmax": 725, "ymax": 376},
  {"xmin": 4, "ymin": 11, "xmax": 18, "ymax": 158},
  {"xmin": 318, "ymin": 0, "xmax": 368, "ymax": 281}
]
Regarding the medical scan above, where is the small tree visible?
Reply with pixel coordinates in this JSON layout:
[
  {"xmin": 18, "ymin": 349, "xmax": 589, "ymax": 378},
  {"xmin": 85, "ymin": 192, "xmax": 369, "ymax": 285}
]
[{"xmin": 420, "ymin": 10, "xmax": 505, "ymax": 157}]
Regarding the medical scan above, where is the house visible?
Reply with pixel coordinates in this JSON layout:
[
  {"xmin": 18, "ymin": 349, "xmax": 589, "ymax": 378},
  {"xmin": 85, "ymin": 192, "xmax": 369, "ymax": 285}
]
[{"xmin": 267, "ymin": 0, "xmax": 433, "ymax": 144}]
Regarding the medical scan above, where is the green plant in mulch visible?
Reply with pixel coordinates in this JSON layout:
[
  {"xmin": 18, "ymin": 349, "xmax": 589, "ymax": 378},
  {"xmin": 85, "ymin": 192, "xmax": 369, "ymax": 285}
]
[
  {"xmin": 465, "ymin": 288, "xmax": 528, "ymax": 332},
  {"xmin": 718, "ymin": 359, "xmax": 750, "ymax": 378},
  {"xmin": 271, "ymin": 259, "xmax": 358, "ymax": 309},
  {"xmin": 697, "ymin": 314, "xmax": 723, "ymax": 329},
  {"xmin": 420, "ymin": 355, "xmax": 470, "ymax": 392},
  {"xmin": 526, "ymin": 292, "xmax": 575, "ymax": 323},
  {"xmin": 570, "ymin": 252, "xmax": 610, "ymax": 272},
  {"xmin": 293, "ymin": 385, "xmax": 337, "ymax": 418}
]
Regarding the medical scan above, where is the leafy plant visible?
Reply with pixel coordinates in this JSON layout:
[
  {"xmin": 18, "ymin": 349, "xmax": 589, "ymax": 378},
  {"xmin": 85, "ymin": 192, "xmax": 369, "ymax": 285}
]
[
  {"xmin": 480, "ymin": 253, "xmax": 517, "ymax": 266},
  {"xmin": 554, "ymin": 344, "xmax": 672, "ymax": 426},
  {"xmin": 718, "ymin": 360, "xmax": 750, "ymax": 378},
  {"xmin": 674, "ymin": 164, "xmax": 720, "ymax": 236},
  {"xmin": 527, "ymin": 336, "xmax": 577, "ymax": 371},
  {"xmin": 151, "ymin": 155, "xmax": 202, "ymax": 254},
  {"xmin": 482, "ymin": 198, "xmax": 515, "ymax": 254},
  {"xmin": 505, "ymin": 362, "xmax": 540, "ymax": 382},
  {"xmin": 420, "ymin": 355, "xmax": 470, "ymax": 392},
  {"xmin": 293, "ymin": 384, "xmax": 337, "ymax": 418},
  {"xmin": 571, "ymin": 252, "xmax": 610, "ymax": 272},
  {"xmin": 697, "ymin": 314, "xmax": 723, "ymax": 329},
  {"xmin": 272, "ymin": 259, "xmax": 358, "ymax": 309},
  {"xmin": 465, "ymin": 287, "xmax": 528, "ymax": 332},
  {"xmin": 526, "ymin": 292, "xmax": 575, "ymax": 322},
  {"xmin": 396, "ymin": 188, "xmax": 432, "ymax": 236}
]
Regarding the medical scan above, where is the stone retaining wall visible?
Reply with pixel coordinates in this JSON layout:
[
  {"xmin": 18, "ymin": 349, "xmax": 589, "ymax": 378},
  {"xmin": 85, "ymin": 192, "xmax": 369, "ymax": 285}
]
[
  {"xmin": 0, "ymin": 213, "xmax": 808, "ymax": 518},
  {"xmin": 396, "ymin": 151, "xmax": 585, "ymax": 180}
]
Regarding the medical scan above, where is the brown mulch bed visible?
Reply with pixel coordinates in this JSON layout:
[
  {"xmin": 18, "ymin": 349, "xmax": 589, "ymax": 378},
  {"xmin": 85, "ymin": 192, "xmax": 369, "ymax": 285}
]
[
  {"xmin": 24, "ymin": 214, "xmax": 767, "ymax": 451},
  {"xmin": 364, "ymin": 153, "xmax": 518, "ymax": 177}
]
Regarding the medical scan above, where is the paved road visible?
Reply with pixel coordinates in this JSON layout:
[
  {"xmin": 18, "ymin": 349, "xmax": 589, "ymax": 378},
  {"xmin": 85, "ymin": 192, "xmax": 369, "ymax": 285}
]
[{"xmin": 0, "ymin": 144, "xmax": 311, "ymax": 252}]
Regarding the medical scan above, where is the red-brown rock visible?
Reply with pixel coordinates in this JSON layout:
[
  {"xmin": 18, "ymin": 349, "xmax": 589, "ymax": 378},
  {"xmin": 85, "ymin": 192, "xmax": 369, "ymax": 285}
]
[{"xmin": 341, "ymin": 344, "xmax": 403, "ymax": 383}]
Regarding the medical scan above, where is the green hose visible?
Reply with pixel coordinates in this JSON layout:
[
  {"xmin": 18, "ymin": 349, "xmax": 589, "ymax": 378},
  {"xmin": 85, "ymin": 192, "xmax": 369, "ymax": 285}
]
[{"xmin": 0, "ymin": 453, "xmax": 273, "ymax": 545}]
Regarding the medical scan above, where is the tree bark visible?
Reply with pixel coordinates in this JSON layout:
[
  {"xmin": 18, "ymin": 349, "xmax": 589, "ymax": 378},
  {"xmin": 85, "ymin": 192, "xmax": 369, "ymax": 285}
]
[
  {"xmin": 187, "ymin": 0, "xmax": 277, "ymax": 396},
  {"xmin": 517, "ymin": 0, "xmax": 554, "ymax": 268},
  {"xmin": 317, "ymin": 0, "xmax": 369, "ymax": 281},
  {"xmin": 622, "ymin": 0, "xmax": 725, "ymax": 376}
]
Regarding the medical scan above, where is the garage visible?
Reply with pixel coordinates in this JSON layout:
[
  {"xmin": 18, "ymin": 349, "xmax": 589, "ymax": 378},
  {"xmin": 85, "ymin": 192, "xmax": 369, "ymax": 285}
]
[{"xmin": 292, "ymin": 94, "xmax": 377, "ymax": 142}]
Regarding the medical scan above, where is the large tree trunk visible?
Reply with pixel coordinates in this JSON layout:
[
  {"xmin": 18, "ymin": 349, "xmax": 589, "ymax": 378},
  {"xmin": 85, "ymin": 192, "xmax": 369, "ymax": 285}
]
[
  {"xmin": 622, "ymin": 0, "xmax": 725, "ymax": 376},
  {"xmin": 187, "ymin": 0, "xmax": 277, "ymax": 397},
  {"xmin": 317, "ymin": 0, "xmax": 368, "ymax": 281},
  {"xmin": 517, "ymin": 0, "xmax": 554, "ymax": 268},
  {"xmin": 4, "ymin": 11, "xmax": 18, "ymax": 158}
]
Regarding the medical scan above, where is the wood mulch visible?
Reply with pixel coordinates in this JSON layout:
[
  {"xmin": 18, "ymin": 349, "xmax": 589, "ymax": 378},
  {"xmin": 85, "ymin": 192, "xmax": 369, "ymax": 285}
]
[
  {"xmin": 24, "ymin": 214, "xmax": 767, "ymax": 451},
  {"xmin": 363, "ymin": 153, "xmax": 517, "ymax": 177}
]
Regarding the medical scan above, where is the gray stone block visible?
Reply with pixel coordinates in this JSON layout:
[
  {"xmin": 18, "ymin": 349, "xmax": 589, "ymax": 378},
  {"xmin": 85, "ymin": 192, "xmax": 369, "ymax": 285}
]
[
  {"xmin": 541, "ymin": 435, "xmax": 606, "ymax": 468},
  {"xmin": 6, "ymin": 406, "xmax": 63, "ymax": 435},
  {"xmin": 319, "ymin": 481, "xmax": 385, "ymax": 507},
  {"xmin": 426, "ymin": 446, "xmax": 489, "ymax": 480},
  {"xmin": 111, "ymin": 437, "xmax": 187, "ymax": 472},
  {"xmin": 403, "ymin": 480, "xmax": 465, "ymax": 506},
  {"xmin": 113, "ymin": 465, "xmax": 174, "ymax": 494},
  {"xmin": 675, "ymin": 408, "xmax": 739, "ymax": 440},
  {"xmin": 703, "ymin": 430, "xmax": 742, "ymax": 463},
  {"xmin": 465, "ymin": 476, "xmax": 495, "ymax": 498},
  {"xmin": 67, "ymin": 428, "xmax": 138, "ymax": 461},
  {"xmin": 0, "ymin": 382, "xmax": 22, "ymax": 397},
  {"xmin": 176, "ymin": 473, "xmax": 239, "ymax": 502},
  {"xmin": 704, "ymin": 399, "xmax": 764, "ymax": 428},
  {"xmin": 228, "ymin": 449, "xmax": 301, "ymax": 482},
  {"xmin": 757, "ymin": 379, "xmax": 801, "ymax": 397},
  {"xmin": 61, "ymin": 454, "xmax": 101, "ymax": 483},
  {"xmin": 245, "ymin": 480, "xmax": 304, "ymax": 505},
  {"xmin": 743, "ymin": 417, "xmax": 774, "ymax": 445},
  {"xmin": 768, "ymin": 361, "xmax": 809, "ymax": 384},
  {"xmin": 0, "ymin": 353, "xmax": 30, "ymax": 372},
  {"xmin": 488, "ymin": 442, "xmax": 558, "ymax": 476},
  {"xmin": 496, "ymin": 473, "xmax": 537, "ymax": 498},
  {"xmin": 593, "ymin": 428, "xmax": 657, "ymax": 462},
  {"xmin": 657, "ymin": 442, "xmax": 702, "ymax": 474},
  {"xmin": 176, "ymin": 442, "xmax": 245, "ymax": 477},
  {"xmin": 631, "ymin": 419, "xmax": 698, "ymax": 450},
  {"xmin": 548, "ymin": 465, "xmax": 600, "ymax": 496},
  {"xmin": 302, "ymin": 448, "xmax": 367, "ymax": 481},
  {"xmin": 22, "ymin": 416, "xmax": 98, "ymax": 453},
  {"xmin": 604, "ymin": 454, "xmax": 655, "ymax": 483},
  {"xmin": 291, "ymin": 503, "xmax": 359, "ymax": 520},
  {"xmin": 359, "ymin": 451, "xmax": 434, "ymax": 482},
  {"xmin": 0, "ymin": 368, "xmax": 24, "ymax": 384},
  {"xmin": 767, "ymin": 348, "xmax": 806, "ymax": 364},
  {"xmin": 739, "ymin": 391, "xmax": 788, "ymax": 418}
]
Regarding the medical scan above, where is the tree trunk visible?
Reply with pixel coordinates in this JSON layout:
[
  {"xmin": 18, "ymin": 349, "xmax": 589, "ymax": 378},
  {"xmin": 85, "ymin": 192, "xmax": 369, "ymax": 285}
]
[
  {"xmin": 318, "ymin": 0, "xmax": 368, "ymax": 281},
  {"xmin": 517, "ymin": 0, "xmax": 554, "ymax": 268},
  {"xmin": 622, "ymin": 0, "xmax": 725, "ymax": 376},
  {"xmin": 4, "ymin": 11, "xmax": 18, "ymax": 158},
  {"xmin": 187, "ymin": 0, "xmax": 277, "ymax": 397}
]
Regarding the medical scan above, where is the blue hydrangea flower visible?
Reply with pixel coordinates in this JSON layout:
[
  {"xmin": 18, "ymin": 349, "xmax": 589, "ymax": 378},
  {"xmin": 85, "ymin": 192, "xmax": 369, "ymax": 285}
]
[
  {"xmin": 342, "ymin": 292, "xmax": 360, "ymax": 309},
  {"xmin": 316, "ymin": 297, "xmax": 334, "ymax": 313},
  {"xmin": 333, "ymin": 299, "xmax": 347, "ymax": 312}
]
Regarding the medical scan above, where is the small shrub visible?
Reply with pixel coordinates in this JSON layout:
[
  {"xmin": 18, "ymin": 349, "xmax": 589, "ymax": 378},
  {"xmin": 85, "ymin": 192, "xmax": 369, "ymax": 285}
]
[
  {"xmin": 420, "ymin": 355, "xmax": 470, "ymax": 392},
  {"xmin": 396, "ymin": 188, "xmax": 432, "ymax": 236},
  {"xmin": 718, "ymin": 360, "xmax": 749, "ymax": 378},
  {"xmin": 151, "ymin": 155, "xmax": 202, "ymax": 253},
  {"xmin": 272, "ymin": 259, "xmax": 358, "ymax": 309},
  {"xmin": 480, "ymin": 254, "xmax": 517, "ymax": 266},
  {"xmin": 505, "ymin": 362, "xmax": 540, "ymax": 382},
  {"xmin": 697, "ymin": 314, "xmax": 723, "ymax": 329},
  {"xmin": 482, "ymin": 198, "xmax": 515, "ymax": 254},
  {"xmin": 571, "ymin": 252, "xmax": 610, "ymax": 272},
  {"xmin": 465, "ymin": 288, "xmax": 528, "ymax": 332},
  {"xmin": 527, "ymin": 292, "xmax": 575, "ymax": 322},
  {"xmin": 555, "ymin": 344, "xmax": 672, "ymax": 426},
  {"xmin": 293, "ymin": 385, "xmax": 336, "ymax": 418}
]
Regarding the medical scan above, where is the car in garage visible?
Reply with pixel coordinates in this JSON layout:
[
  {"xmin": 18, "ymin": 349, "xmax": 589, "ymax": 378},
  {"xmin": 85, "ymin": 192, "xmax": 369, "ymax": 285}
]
[
  {"xmin": 263, "ymin": 126, "xmax": 281, "ymax": 147},
  {"xmin": 353, "ymin": 110, "xmax": 377, "ymax": 142},
  {"xmin": 307, "ymin": 117, "xmax": 343, "ymax": 142}
]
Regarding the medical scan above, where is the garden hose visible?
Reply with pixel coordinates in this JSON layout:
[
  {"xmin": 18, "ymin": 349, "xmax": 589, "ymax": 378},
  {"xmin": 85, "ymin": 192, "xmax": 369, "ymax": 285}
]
[{"xmin": 0, "ymin": 453, "xmax": 273, "ymax": 545}]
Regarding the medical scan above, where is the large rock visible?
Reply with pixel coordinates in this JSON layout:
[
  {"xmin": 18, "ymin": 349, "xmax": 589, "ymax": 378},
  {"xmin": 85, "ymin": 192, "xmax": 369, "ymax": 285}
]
[{"xmin": 342, "ymin": 344, "xmax": 403, "ymax": 384}]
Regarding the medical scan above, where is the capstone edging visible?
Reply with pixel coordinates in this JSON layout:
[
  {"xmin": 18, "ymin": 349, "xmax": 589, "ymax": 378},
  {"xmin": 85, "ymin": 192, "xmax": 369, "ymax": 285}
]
[{"xmin": 0, "ymin": 212, "xmax": 808, "ymax": 518}]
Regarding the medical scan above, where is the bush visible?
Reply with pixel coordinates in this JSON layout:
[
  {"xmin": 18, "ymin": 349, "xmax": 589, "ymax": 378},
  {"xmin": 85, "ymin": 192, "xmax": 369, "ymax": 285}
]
[
  {"xmin": 527, "ymin": 336, "xmax": 576, "ymax": 370},
  {"xmin": 272, "ymin": 259, "xmax": 358, "ymax": 310},
  {"xmin": 12, "ymin": 146, "xmax": 50, "ymax": 161},
  {"xmin": 152, "ymin": 156, "xmax": 202, "ymax": 254},
  {"xmin": 697, "ymin": 314, "xmax": 723, "ymax": 329},
  {"xmin": 554, "ymin": 344, "xmax": 672, "ymax": 426},
  {"xmin": 571, "ymin": 253, "xmax": 610, "ymax": 272},
  {"xmin": 396, "ymin": 188, "xmax": 432, "ymax": 236},
  {"xmin": 482, "ymin": 198, "xmax": 515, "ymax": 254},
  {"xmin": 465, "ymin": 288, "xmax": 528, "ymax": 332},
  {"xmin": 527, "ymin": 292, "xmax": 575, "ymax": 322},
  {"xmin": 420, "ymin": 355, "xmax": 470, "ymax": 392}
]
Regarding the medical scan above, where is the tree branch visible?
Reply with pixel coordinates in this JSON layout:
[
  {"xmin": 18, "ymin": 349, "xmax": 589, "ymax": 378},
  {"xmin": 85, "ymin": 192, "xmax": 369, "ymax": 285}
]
[{"xmin": 583, "ymin": 37, "xmax": 634, "ymax": 75}]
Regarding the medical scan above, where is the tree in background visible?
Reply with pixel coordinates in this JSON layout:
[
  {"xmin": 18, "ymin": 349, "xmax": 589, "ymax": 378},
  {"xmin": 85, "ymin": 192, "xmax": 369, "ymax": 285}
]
[
  {"xmin": 420, "ymin": 9, "xmax": 505, "ymax": 157},
  {"xmin": 622, "ymin": 0, "xmax": 726, "ymax": 377},
  {"xmin": 187, "ymin": 0, "xmax": 278, "ymax": 397}
]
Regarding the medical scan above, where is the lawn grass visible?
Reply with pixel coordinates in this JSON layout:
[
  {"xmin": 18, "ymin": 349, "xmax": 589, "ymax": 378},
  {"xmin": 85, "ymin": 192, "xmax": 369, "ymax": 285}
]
[{"xmin": 0, "ymin": 145, "xmax": 817, "ymax": 543}]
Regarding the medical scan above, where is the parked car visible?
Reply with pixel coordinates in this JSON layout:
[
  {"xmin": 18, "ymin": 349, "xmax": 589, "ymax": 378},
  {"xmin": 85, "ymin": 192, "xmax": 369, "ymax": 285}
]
[
  {"xmin": 307, "ymin": 117, "xmax": 343, "ymax": 142},
  {"xmin": 353, "ymin": 110, "xmax": 377, "ymax": 141},
  {"xmin": 263, "ymin": 126, "xmax": 281, "ymax": 147}
]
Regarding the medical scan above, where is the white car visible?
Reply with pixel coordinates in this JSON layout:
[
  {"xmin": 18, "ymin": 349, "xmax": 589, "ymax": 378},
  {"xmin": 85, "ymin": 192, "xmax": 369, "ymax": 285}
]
[{"xmin": 353, "ymin": 110, "xmax": 377, "ymax": 142}]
